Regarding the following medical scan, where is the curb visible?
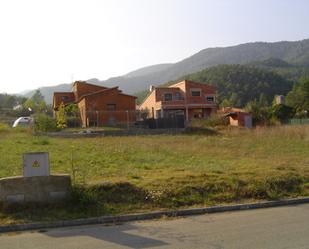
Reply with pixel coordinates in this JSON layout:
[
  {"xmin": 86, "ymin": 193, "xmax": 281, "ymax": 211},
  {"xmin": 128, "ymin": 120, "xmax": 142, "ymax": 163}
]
[{"xmin": 1, "ymin": 197, "xmax": 309, "ymax": 233}]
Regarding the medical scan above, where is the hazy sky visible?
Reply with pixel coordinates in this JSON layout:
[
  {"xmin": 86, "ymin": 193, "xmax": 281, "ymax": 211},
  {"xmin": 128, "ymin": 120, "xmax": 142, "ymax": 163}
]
[{"xmin": 1, "ymin": 0, "xmax": 309, "ymax": 94}]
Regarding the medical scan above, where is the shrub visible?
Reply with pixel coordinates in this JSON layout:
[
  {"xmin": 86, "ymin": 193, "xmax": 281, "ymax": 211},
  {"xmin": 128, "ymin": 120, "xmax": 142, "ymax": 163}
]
[
  {"xmin": 66, "ymin": 116, "xmax": 81, "ymax": 128},
  {"xmin": 189, "ymin": 115, "xmax": 227, "ymax": 128},
  {"xmin": 69, "ymin": 185, "xmax": 100, "ymax": 207},
  {"xmin": 56, "ymin": 103, "xmax": 67, "ymax": 129},
  {"xmin": 185, "ymin": 115, "xmax": 226, "ymax": 134},
  {"xmin": 69, "ymin": 182, "xmax": 147, "ymax": 208},
  {"xmin": 34, "ymin": 114, "xmax": 59, "ymax": 132}
]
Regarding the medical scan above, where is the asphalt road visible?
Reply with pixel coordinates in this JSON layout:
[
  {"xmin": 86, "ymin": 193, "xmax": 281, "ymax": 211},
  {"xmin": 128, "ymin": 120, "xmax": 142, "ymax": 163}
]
[{"xmin": 1, "ymin": 203, "xmax": 309, "ymax": 249}]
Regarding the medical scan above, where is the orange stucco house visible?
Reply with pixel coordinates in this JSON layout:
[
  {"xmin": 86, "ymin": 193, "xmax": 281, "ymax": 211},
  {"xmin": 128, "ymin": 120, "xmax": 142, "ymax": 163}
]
[
  {"xmin": 53, "ymin": 81, "xmax": 137, "ymax": 127},
  {"xmin": 139, "ymin": 80, "xmax": 217, "ymax": 121}
]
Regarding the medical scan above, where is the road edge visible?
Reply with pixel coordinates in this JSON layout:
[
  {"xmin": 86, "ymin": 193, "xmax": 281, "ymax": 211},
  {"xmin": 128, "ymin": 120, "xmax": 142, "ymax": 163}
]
[{"xmin": 1, "ymin": 197, "xmax": 309, "ymax": 233}]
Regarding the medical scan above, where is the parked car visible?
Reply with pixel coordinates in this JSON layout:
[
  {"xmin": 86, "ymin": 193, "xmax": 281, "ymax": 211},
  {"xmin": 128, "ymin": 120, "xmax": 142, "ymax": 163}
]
[{"xmin": 12, "ymin": 117, "xmax": 33, "ymax": 128}]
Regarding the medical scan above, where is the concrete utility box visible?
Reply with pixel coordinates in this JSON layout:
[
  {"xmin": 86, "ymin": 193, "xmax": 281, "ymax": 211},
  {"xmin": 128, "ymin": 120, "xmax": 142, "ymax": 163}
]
[
  {"xmin": 0, "ymin": 152, "xmax": 71, "ymax": 204},
  {"xmin": 0, "ymin": 175, "xmax": 71, "ymax": 203},
  {"xmin": 23, "ymin": 152, "xmax": 50, "ymax": 177}
]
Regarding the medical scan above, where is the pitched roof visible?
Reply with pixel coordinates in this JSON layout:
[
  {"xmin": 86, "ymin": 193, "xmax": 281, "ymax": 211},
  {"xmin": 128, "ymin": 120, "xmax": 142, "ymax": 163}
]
[
  {"xmin": 53, "ymin": 92, "xmax": 75, "ymax": 109},
  {"xmin": 72, "ymin": 81, "xmax": 108, "ymax": 89},
  {"xmin": 77, "ymin": 87, "xmax": 136, "ymax": 102},
  {"xmin": 153, "ymin": 87, "xmax": 180, "ymax": 90}
]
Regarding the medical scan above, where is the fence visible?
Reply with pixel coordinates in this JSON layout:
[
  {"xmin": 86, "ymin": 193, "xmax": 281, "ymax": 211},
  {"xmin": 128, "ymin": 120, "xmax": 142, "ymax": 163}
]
[
  {"xmin": 0, "ymin": 109, "xmax": 186, "ymax": 130},
  {"xmin": 81, "ymin": 110, "xmax": 138, "ymax": 128},
  {"xmin": 64, "ymin": 110, "xmax": 185, "ymax": 129},
  {"xmin": 144, "ymin": 117, "xmax": 185, "ymax": 129},
  {"xmin": 287, "ymin": 119, "xmax": 309, "ymax": 125},
  {"xmin": 0, "ymin": 109, "xmax": 21, "ymax": 126}
]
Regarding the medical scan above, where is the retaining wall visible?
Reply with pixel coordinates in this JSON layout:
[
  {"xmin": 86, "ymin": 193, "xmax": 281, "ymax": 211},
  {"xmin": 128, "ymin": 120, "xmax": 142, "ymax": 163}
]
[{"xmin": 0, "ymin": 175, "xmax": 71, "ymax": 203}]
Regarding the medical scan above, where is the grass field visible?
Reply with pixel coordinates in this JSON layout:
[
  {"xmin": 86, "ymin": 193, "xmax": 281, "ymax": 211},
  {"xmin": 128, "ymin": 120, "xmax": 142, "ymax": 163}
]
[{"xmin": 0, "ymin": 124, "xmax": 309, "ymax": 224}]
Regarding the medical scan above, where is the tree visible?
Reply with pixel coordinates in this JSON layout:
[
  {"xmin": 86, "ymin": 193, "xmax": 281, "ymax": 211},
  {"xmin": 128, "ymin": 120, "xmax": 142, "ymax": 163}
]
[
  {"xmin": 245, "ymin": 99, "xmax": 270, "ymax": 125},
  {"xmin": 23, "ymin": 98, "xmax": 35, "ymax": 111},
  {"xmin": 258, "ymin": 93, "xmax": 269, "ymax": 108},
  {"xmin": 32, "ymin": 89, "xmax": 45, "ymax": 104},
  {"xmin": 220, "ymin": 98, "xmax": 232, "ymax": 108},
  {"xmin": 24, "ymin": 89, "xmax": 47, "ymax": 113},
  {"xmin": 228, "ymin": 93, "xmax": 241, "ymax": 107},
  {"xmin": 286, "ymin": 77, "xmax": 309, "ymax": 117},
  {"xmin": 56, "ymin": 102, "xmax": 67, "ymax": 128},
  {"xmin": 271, "ymin": 104, "xmax": 295, "ymax": 122},
  {"xmin": 65, "ymin": 103, "xmax": 79, "ymax": 116},
  {"xmin": 0, "ymin": 93, "xmax": 27, "ymax": 109}
]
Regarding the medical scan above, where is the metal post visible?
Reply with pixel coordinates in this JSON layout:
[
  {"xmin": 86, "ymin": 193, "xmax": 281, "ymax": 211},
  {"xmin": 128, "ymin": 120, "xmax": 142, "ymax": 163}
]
[
  {"xmin": 71, "ymin": 148, "xmax": 75, "ymax": 185},
  {"xmin": 186, "ymin": 107, "xmax": 189, "ymax": 121},
  {"xmin": 96, "ymin": 111, "xmax": 99, "ymax": 128},
  {"xmin": 126, "ymin": 110, "xmax": 129, "ymax": 130}
]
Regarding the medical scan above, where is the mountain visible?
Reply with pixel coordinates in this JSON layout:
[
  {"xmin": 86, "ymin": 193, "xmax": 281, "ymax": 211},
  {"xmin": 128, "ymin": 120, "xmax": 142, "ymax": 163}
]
[
  {"xmin": 123, "ymin": 63, "xmax": 173, "ymax": 78},
  {"xmin": 101, "ymin": 39, "xmax": 309, "ymax": 93},
  {"xmin": 22, "ymin": 39, "xmax": 309, "ymax": 103},
  {"xmin": 24, "ymin": 83, "xmax": 72, "ymax": 104}
]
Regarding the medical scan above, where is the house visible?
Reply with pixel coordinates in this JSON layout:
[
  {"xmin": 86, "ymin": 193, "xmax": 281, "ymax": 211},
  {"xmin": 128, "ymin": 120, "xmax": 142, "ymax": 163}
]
[
  {"xmin": 139, "ymin": 80, "xmax": 217, "ymax": 122},
  {"xmin": 219, "ymin": 107, "xmax": 252, "ymax": 128},
  {"xmin": 53, "ymin": 81, "xmax": 137, "ymax": 127}
]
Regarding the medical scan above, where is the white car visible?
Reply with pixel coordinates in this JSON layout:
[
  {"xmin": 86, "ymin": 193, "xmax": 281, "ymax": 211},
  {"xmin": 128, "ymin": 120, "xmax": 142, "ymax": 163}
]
[{"xmin": 12, "ymin": 117, "xmax": 33, "ymax": 128}]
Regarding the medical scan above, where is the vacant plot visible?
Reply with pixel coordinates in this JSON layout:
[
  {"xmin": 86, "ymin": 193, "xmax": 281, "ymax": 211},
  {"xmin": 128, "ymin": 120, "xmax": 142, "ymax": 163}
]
[{"xmin": 0, "ymin": 124, "xmax": 308, "ymax": 224}]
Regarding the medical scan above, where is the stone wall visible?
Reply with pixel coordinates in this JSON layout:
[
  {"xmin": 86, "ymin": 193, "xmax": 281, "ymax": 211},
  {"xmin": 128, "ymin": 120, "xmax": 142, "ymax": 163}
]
[{"xmin": 0, "ymin": 175, "xmax": 71, "ymax": 203}]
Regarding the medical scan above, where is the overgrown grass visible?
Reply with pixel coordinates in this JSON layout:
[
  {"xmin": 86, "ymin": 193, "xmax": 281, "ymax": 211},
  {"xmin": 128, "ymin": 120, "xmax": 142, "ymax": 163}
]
[{"xmin": 0, "ymin": 124, "xmax": 308, "ymax": 224}]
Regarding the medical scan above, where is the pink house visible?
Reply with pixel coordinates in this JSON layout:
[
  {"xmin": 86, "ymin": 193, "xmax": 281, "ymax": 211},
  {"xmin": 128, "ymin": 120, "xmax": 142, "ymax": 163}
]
[{"xmin": 140, "ymin": 80, "xmax": 217, "ymax": 121}]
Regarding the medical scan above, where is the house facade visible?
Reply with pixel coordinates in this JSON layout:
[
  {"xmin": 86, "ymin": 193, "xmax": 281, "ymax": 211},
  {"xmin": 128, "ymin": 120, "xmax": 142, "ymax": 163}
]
[
  {"xmin": 140, "ymin": 80, "xmax": 217, "ymax": 121},
  {"xmin": 53, "ymin": 81, "xmax": 136, "ymax": 127}
]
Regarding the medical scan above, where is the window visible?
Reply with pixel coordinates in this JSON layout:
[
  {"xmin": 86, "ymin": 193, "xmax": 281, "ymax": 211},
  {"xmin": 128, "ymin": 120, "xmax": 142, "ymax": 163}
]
[
  {"xmin": 206, "ymin": 96, "xmax": 215, "ymax": 102},
  {"xmin": 174, "ymin": 92, "xmax": 183, "ymax": 100},
  {"xmin": 107, "ymin": 104, "xmax": 116, "ymax": 111},
  {"xmin": 191, "ymin": 89, "xmax": 201, "ymax": 97},
  {"xmin": 61, "ymin": 96, "xmax": 69, "ymax": 101},
  {"xmin": 164, "ymin": 93, "xmax": 173, "ymax": 101}
]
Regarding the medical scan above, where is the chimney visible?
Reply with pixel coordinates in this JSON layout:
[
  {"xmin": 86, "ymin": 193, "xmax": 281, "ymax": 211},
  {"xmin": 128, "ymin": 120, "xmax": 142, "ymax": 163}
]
[
  {"xmin": 275, "ymin": 95, "xmax": 285, "ymax": 105},
  {"xmin": 149, "ymin": 85, "xmax": 155, "ymax": 92}
]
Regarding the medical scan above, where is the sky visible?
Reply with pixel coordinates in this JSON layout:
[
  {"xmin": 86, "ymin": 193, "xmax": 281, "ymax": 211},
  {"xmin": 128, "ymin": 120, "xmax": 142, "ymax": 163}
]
[{"xmin": 0, "ymin": 0, "xmax": 309, "ymax": 94}]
